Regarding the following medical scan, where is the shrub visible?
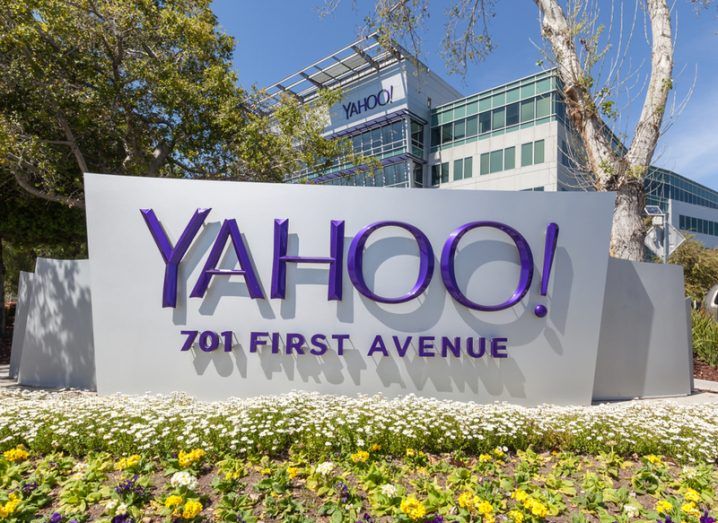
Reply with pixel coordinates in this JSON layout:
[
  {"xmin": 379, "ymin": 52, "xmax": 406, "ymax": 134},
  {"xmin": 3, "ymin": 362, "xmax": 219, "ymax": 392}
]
[{"xmin": 692, "ymin": 309, "xmax": 718, "ymax": 367}]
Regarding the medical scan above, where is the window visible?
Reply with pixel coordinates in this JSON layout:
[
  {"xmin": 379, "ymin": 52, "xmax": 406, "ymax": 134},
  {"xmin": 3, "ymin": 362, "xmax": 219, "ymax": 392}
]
[
  {"xmin": 480, "ymin": 153, "xmax": 490, "ymax": 175},
  {"xmin": 466, "ymin": 115, "xmax": 478, "ymax": 137},
  {"xmin": 504, "ymin": 147, "xmax": 515, "ymax": 170},
  {"xmin": 479, "ymin": 111, "xmax": 491, "ymax": 134},
  {"xmin": 536, "ymin": 94, "xmax": 551, "ymax": 119},
  {"xmin": 454, "ymin": 119, "xmax": 466, "ymax": 140},
  {"xmin": 492, "ymin": 107, "xmax": 505, "ymax": 130},
  {"xmin": 506, "ymin": 103, "xmax": 520, "ymax": 126},
  {"xmin": 441, "ymin": 123, "xmax": 453, "ymax": 144},
  {"xmin": 454, "ymin": 158, "xmax": 463, "ymax": 181},
  {"xmin": 534, "ymin": 140, "xmax": 545, "ymax": 163},
  {"xmin": 453, "ymin": 157, "xmax": 473, "ymax": 181},
  {"xmin": 464, "ymin": 157, "xmax": 473, "ymax": 179},
  {"xmin": 431, "ymin": 162, "xmax": 449, "ymax": 185},
  {"xmin": 490, "ymin": 150, "xmax": 503, "ymax": 173},
  {"xmin": 520, "ymin": 99, "xmax": 535, "ymax": 123},
  {"xmin": 521, "ymin": 142, "xmax": 533, "ymax": 167},
  {"xmin": 431, "ymin": 127, "xmax": 440, "ymax": 147},
  {"xmin": 413, "ymin": 164, "xmax": 423, "ymax": 188}
]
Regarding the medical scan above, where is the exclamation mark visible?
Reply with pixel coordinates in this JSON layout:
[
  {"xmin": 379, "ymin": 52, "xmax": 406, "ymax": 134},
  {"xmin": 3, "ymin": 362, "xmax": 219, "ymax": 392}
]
[{"xmin": 534, "ymin": 223, "xmax": 559, "ymax": 318}]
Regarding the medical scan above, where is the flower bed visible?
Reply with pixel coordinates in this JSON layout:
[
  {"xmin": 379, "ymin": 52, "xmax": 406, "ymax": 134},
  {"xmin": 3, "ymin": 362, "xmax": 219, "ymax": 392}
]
[{"xmin": 0, "ymin": 390, "xmax": 716, "ymax": 522}]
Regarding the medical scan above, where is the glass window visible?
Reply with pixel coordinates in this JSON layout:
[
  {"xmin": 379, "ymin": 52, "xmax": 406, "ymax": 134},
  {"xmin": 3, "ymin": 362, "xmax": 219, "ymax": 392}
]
[
  {"xmin": 464, "ymin": 157, "xmax": 473, "ymax": 179},
  {"xmin": 441, "ymin": 162, "xmax": 449, "ymax": 184},
  {"xmin": 506, "ymin": 103, "xmax": 519, "ymax": 126},
  {"xmin": 534, "ymin": 140, "xmax": 545, "ymax": 164},
  {"xmin": 520, "ymin": 83, "xmax": 535, "ymax": 99},
  {"xmin": 441, "ymin": 123, "xmax": 453, "ymax": 144},
  {"xmin": 382, "ymin": 125, "xmax": 393, "ymax": 146},
  {"xmin": 491, "ymin": 92, "xmax": 505, "ymax": 108},
  {"xmin": 479, "ymin": 111, "xmax": 491, "ymax": 134},
  {"xmin": 454, "ymin": 158, "xmax": 464, "ymax": 181},
  {"xmin": 454, "ymin": 119, "xmax": 466, "ymax": 140},
  {"xmin": 536, "ymin": 78, "xmax": 551, "ymax": 94},
  {"xmin": 520, "ymin": 99, "xmax": 535, "ymax": 122},
  {"xmin": 370, "ymin": 128, "xmax": 382, "ymax": 149},
  {"xmin": 430, "ymin": 127, "xmax": 440, "ymax": 147},
  {"xmin": 454, "ymin": 105, "xmax": 466, "ymax": 119},
  {"xmin": 480, "ymin": 153, "xmax": 490, "ymax": 175},
  {"xmin": 466, "ymin": 115, "xmax": 478, "ymax": 137},
  {"xmin": 521, "ymin": 142, "xmax": 533, "ymax": 166},
  {"xmin": 492, "ymin": 107, "xmax": 505, "ymax": 129},
  {"xmin": 431, "ymin": 164, "xmax": 441, "ymax": 186},
  {"xmin": 506, "ymin": 87, "xmax": 520, "ymax": 103},
  {"xmin": 352, "ymin": 134, "xmax": 362, "ymax": 151},
  {"xmin": 479, "ymin": 97, "xmax": 491, "ymax": 112},
  {"xmin": 504, "ymin": 147, "xmax": 515, "ymax": 170},
  {"xmin": 490, "ymin": 150, "xmax": 503, "ymax": 173},
  {"xmin": 413, "ymin": 163, "xmax": 423, "ymax": 187},
  {"xmin": 466, "ymin": 100, "xmax": 479, "ymax": 115},
  {"xmin": 383, "ymin": 165, "xmax": 395, "ymax": 186},
  {"xmin": 536, "ymin": 94, "xmax": 551, "ymax": 118},
  {"xmin": 392, "ymin": 121, "xmax": 404, "ymax": 141}
]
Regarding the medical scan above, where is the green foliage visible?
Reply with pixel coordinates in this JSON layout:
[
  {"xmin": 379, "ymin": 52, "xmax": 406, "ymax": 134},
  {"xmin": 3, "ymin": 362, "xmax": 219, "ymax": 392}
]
[
  {"xmin": 691, "ymin": 309, "xmax": 718, "ymax": 367},
  {"xmin": 669, "ymin": 238, "xmax": 718, "ymax": 301}
]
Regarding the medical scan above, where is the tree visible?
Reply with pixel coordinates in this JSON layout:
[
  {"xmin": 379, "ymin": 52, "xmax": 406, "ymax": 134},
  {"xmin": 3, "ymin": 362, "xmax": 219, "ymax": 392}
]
[
  {"xmin": 0, "ymin": 0, "xmax": 350, "ymax": 207},
  {"xmin": 342, "ymin": 0, "xmax": 677, "ymax": 261}
]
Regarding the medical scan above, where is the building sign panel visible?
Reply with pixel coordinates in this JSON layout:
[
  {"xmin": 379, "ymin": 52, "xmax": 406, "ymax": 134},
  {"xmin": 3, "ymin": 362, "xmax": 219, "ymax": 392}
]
[{"xmin": 84, "ymin": 173, "xmax": 614, "ymax": 404}]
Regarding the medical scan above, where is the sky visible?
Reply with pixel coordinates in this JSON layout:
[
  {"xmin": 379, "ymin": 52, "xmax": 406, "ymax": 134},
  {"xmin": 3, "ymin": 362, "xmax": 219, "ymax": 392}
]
[{"xmin": 211, "ymin": 0, "xmax": 718, "ymax": 189}]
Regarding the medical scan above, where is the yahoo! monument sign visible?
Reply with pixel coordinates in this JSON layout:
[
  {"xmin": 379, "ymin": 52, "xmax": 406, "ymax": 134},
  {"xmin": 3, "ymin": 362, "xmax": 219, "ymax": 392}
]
[{"xmin": 84, "ymin": 173, "xmax": 615, "ymax": 404}]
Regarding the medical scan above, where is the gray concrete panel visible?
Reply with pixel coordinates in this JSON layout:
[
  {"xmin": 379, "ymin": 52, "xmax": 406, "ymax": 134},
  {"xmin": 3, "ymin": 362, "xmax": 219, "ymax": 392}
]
[
  {"xmin": 593, "ymin": 259, "xmax": 693, "ymax": 401},
  {"xmin": 9, "ymin": 271, "xmax": 34, "ymax": 378},
  {"xmin": 85, "ymin": 173, "xmax": 615, "ymax": 405},
  {"xmin": 17, "ymin": 258, "xmax": 96, "ymax": 390}
]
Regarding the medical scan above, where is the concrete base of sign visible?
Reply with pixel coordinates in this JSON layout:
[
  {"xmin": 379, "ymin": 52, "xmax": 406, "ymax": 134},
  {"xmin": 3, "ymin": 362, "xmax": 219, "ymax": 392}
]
[
  {"xmin": 17, "ymin": 258, "xmax": 96, "ymax": 390},
  {"xmin": 9, "ymin": 271, "xmax": 33, "ymax": 379},
  {"xmin": 592, "ymin": 259, "xmax": 693, "ymax": 401}
]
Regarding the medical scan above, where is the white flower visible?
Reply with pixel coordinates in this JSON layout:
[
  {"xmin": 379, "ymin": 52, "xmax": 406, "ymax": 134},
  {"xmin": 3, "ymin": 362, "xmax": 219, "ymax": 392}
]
[
  {"xmin": 170, "ymin": 471, "xmax": 198, "ymax": 490},
  {"xmin": 316, "ymin": 461, "xmax": 334, "ymax": 475},
  {"xmin": 380, "ymin": 484, "xmax": 398, "ymax": 497},
  {"xmin": 116, "ymin": 503, "xmax": 129, "ymax": 516}
]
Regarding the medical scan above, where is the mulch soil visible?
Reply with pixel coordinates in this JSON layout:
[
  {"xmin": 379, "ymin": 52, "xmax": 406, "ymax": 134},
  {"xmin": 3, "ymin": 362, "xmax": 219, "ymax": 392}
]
[{"xmin": 694, "ymin": 360, "xmax": 718, "ymax": 382}]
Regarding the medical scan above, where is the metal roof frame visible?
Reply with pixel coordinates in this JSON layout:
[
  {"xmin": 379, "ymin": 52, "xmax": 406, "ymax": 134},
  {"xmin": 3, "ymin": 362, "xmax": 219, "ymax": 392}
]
[{"xmin": 260, "ymin": 33, "xmax": 421, "ymax": 110}]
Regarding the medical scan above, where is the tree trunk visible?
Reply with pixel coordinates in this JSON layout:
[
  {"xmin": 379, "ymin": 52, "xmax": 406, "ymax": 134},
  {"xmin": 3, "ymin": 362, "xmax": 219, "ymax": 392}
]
[
  {"xmin": 0, "ymin": 236, "xmax": 5, "ymax": 337},
  {"xmin": 610, "ymin": 182, "xmax": 645, "ymax": 261}
]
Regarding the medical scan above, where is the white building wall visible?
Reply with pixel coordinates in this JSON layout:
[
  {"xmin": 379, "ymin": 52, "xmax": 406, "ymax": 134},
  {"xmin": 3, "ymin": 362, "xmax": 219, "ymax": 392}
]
[
  {"xmin": 430, "ymin": 121, "xmax": 559, "ymax": 192},
  {"xmin": 669, "ymin": 199, "xmax": 718, "ymax": 248}
]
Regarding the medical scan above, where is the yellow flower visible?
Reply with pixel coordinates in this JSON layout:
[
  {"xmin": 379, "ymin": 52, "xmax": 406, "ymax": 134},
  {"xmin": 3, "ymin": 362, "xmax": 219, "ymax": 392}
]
[
  {"xmin": 479, "ymin": 453, "xmax": 493, "ymax": 463},
  {"xmin": 400, "ymin": 495, "xmax": 427, "ymax": 521},
  {"xmin": 508, "ymin": 510, "xmax": 525, "ymax": 523},
  {"xmin": 182, "ymin": 499, "xmax": 203, "ymax": 519},
  {"xmin": 458, "ymin": 491, "xmax": 478, "ymax": 510},
  {"xmin": 684, "ymin": 488, "xmax": 701, "ymax": 503},
  {"xmin": 493, "ymin": 447, "xmax": 505, "ymax": 458},
  {"xmin": 484, "ymin": 515, "xmax": 495, "ymax": 523},
  {"xmin": 3, "ymin": 445, "xmax": 29, "ymax": 463},
  {"xmin": 645, "ymin": 454, "xmax": 663, "ymax": 465},
  {"xmin": 524, "ymin": 498, "xmax": 548, "ymax": 518},
  {"xmin": 260, "ymin": 467, "xmax": 272, "ymax": 475},
  {"xmin": 406, "ymin": 448, "xmax": 416, "ymax": 457},
  {"xmin": 287, "ymin": 466, "xmax": 300, "ymax": 479},
  {"xmin": 655, "ymin": 500, "xmax": 673, "ymax": 514},
  {"xmin": 350, "ymin": 450, "xmax": 370, "ymax": 463},
  {"xmin": 115, "ymin": 454, "xmax": 141, "ymax": 471},
  {"xmin": 178, "ymin": 448, "xmax": 206, "ymax": 468},
  {"xmin": 682, "ymin": 502, "xmax": 701, "ymax": 518},
  {"xmin": 224, "ymin": 471, "xmax": 240, "ymax": 481},
  {"xmin": 416, "ymin": 466, "xmax": 428, "ymax": 476},
  {"xmin": 0, "ymin": 495, "xmax": 21, "ymax": 518},
  {"xmin": 164, "ymin": 495, "xmax": 183, "ymax": 509},
  {"xmin": 370, "ymin": 443, "xmax": 382, "ymax": 452},
  {"xmin": 477, "ymin": 500, "xmax": 494, "ymax": 516},
  {"xmin": 512, "ymin": 489, "xmax": 529, "ymax": 503}
]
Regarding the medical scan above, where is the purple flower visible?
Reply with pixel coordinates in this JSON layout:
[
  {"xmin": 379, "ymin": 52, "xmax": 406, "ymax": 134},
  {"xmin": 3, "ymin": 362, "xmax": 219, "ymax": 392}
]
[
  {"xmin": 22, "ymin": 481, "xmax": 38, "ymax": 495},
  {"xmin": 356, "ymin": 514, "xmax": 375, "ymax": 523},
  {"xmin": 425, "ymin": 516, "xmax": 444, "ymax": 523},
  {"xmin": 701, "ymin": 513, "xmax": 716, "ymax": 523},
  {"xmin": 657, "ymin": 518, "xmax": 674, "ymax": 523},
  {"xmin": 336, "ymin": 481, "xmax": 349, "ymax": 503},
  {"xmin": 111, "ymin": 515, "xmax": 133, "ymax": 523},
  {"xmin": 49, "ymin": 513, "xmax": 63, "ymax": 523}
]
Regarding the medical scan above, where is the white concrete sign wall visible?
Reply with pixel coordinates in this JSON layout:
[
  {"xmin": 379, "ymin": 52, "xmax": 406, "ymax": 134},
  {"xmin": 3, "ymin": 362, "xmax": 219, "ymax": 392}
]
[
  {"xmin": 84, "ymin": 173, "xmax": 614, "ymax": 405},
  {"xmin": 9, "ymin": 271, "xmax": 34, "ymax": 379},
  {"xmin": 17, "ymin": 258, "xmax": 96, "ymax": 390}
]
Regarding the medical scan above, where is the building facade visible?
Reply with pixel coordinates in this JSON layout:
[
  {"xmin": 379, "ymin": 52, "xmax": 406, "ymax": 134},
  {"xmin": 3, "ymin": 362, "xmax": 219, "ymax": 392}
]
[{"xmin": 263, "ymin": 35, "xmax": 718, "ymax": 248}]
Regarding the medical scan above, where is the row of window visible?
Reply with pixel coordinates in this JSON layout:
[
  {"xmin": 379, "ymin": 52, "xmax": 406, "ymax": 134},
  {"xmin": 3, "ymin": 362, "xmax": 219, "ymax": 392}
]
[
  {"xmin": 430, "ymin": 95, "xmax": 554, "ymax": 148},
  {"xmin": 432, "ymin": 74, "xmax": 556, "ymax": 125},
  {"xmin": 322, "ymin": 162, "xmax": 410, "ymax": 188},
  {"xmin": 429, "ymin": 140, "xmax": 546, "ymax": 185},
  {"xmin": 679, "ymin": 215, "xmax": 718, "ymax": 237},
  {"xmin": 646, "ymin": 169, "xmax": 718, "ymax": 210}
]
